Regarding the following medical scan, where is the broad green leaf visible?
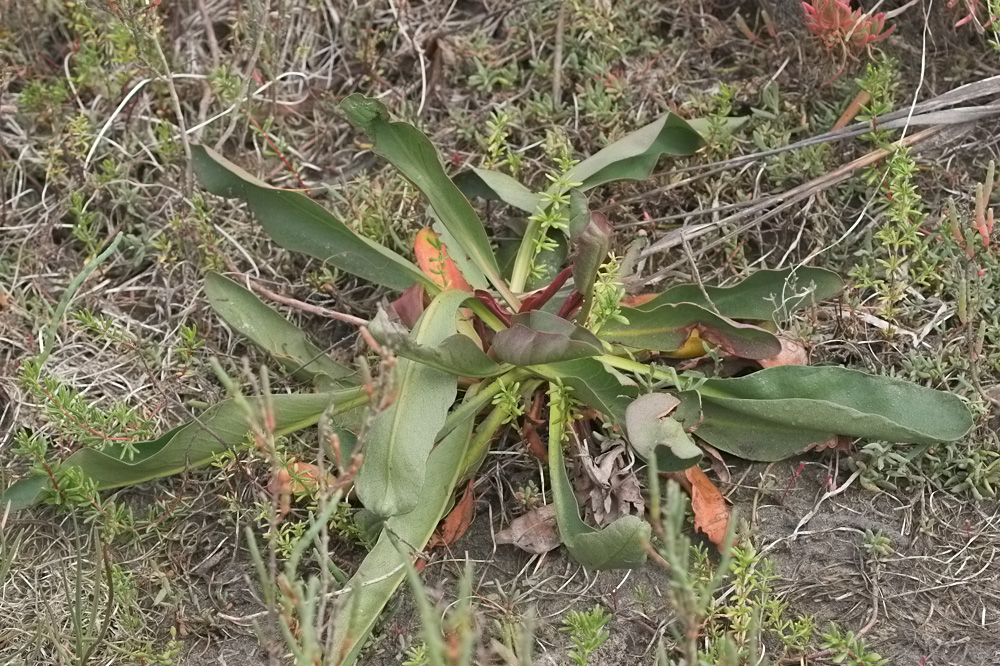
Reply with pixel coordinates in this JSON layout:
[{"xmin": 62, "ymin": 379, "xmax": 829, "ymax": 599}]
[
  {"xmin": 340, "ymin": 95, "xmax": 509, "ymax": 300},
  {"xmin": 354, "ymin": 290, "xmax": 467, "ymax": 517},
  {"xmin": 452, "ymin": 168, "xmax": 541, "ymax": 213},
  {"xmin": 635, "ymin": 268, "xmax": 844, "ymax": 322},
  {"xmin": 566, "ymin": 113, "xmax": 704, "ymax": 191},
  {"xmin": 1, "ymin": 389, "xmax": 368, "ymax": 510},
  {"xmin": 330, "ymin": 409, "xmax": 476, "ymax": 666},
  {"xmin": 548, "ymin": 389, "xmax": 650, "ymax": 569},
  {"xmin": 368, "ymin": 307, "xmax": 504, "ymax": 378},
  {"xmin": 567, "ymin": 189, "xmax": 591, "ymax": 238},
  {"xmin": 695, "ymin": 366, "xmax": 974, "ymax": 461},
  {"xmin": 493, "ymin": 311, "xmax": 603, "ymax": 366},
  {"xmin": 685, "ymin": 116, "xmax": 750, "ymax": 138},
  {"xmin": 191, "ymin": 145, "xmax": 429, "ymax": 292},
  {"xmin": 205, "ymin": 272, "xmax": 356, "ymax": 390},
  {"xmin": 534, "ymin": 358, "xmax": 637, "ymax": 425},
  {"xmin": 601, "ymin": 303, "xmax": 782, "ymax": 359},
  {"xmin": 625, "ymin": 393, "xmax": 702, "ymax": 472}
]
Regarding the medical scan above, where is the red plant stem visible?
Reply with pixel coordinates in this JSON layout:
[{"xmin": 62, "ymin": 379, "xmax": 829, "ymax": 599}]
[
  {"xmin": 779, "ymin": 462, "xmax": 806, "ymax": 505},
  {"xmin": 518, "ymin": 265, "xmax": 574, "ymax": 313},
  {"xmin": 557, "ymin": 289, "xmax": 583, "ymax": 319},
  {"xmin": 474, "ymin": 290, "xmax": 512, "ymax": 327}
]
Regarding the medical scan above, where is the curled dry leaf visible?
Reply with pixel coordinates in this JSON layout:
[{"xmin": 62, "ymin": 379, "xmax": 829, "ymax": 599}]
[
  {"xmin": 684, "ymin": 466, "xmax": 730, "ymax": 551},
  {"xmin": 758, "ymin": 337, "xmax": 809, "ymax": 368},
  {"xmin": 414, "ymin": 227, "xmax": 473, "ymax": 291},
  {"xmin": 429, "ymin": 478, "xmax": 476, "ymax": 549},
  {"xmin": 495, "ymin": 504, "xmax": 560, "ymax": 555},
  {"xmin": 804, "ymin": 434, "xmax": 853, "ymax": 454}
]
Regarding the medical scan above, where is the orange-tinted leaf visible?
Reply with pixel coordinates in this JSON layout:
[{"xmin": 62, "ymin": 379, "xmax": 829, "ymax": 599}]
[
  {"xmin": 758, "ymin": 337, "xmax": 809, "ymax": 368},
  {"xmin": 622, "ymin": 293, "xmax": 658, "ymax": 307},
  {"xmin": 414, "ymin": 227, "xmax": 472, "ymax": 291},
  {"xmin": 684, "ymin": 466, "xmax": 730, "ymax": 551},
  {"xmin": 270, "ymin": 460, "xmax": 336, "ymax": 522},
  {"xmin": 521, "ymin": 421, "xmax": 548, "ymax": 462},
  {"xmin": 429, "ymin": 478, "xmax": 476, "ymax": 548}
]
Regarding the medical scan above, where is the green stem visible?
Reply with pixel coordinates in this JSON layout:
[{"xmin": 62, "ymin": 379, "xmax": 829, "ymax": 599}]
[
  {"xmin": 509, "ymin": 216, "xmax": 544, "ymax": 293},
  {"xmin": 437, "ymin": 368, "xmax": 531, "ymax": 441},
  {"xmin": 597, "ymin": 354, "xmax": 679, "ymax": 385}
]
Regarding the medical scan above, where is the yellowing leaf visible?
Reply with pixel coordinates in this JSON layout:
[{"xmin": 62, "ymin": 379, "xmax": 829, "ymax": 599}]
[{"xmin": 414, "ymin": 227, "xmax": 473, "ymax": 291}]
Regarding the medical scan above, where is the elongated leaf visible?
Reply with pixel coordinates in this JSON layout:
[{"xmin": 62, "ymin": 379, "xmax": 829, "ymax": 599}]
[
  {"xmin": 1, "ymin": 389, "xmax": 367, "ymax": 510},
  {"xmin": 548, "ymin": 389, "xmax": 650, "ymax": 569},
  {"xmin": 534, "ymin": 358, "xmax": 637, "ymax": 425},
  {"xmin": 340, "ymin": 95, "xmax": 508, "ymax": 299},
  {"xmin": 625, "ymin": 393, "xmax": 702, "ymax": 472},
  {"xmin": 368, "ymin": 308, "xmax": 504, "ymax": 378},
  {"xmin": 354, "ymin": 290, "xmax": 467, "ymax": 517},
  {"xmin": 452, "ymin": 168, "xmax": 541, "ymax": 213},
  {"xmin": 493, "ymin": 311, "xmax": 603, "ymax": 366},
  {"xmin": 635, "ymin": 268, "xmax": 844, "ymax": 321},
  {"xmin": 566, "ymin": 113, "xmax": 704, "ymax": 191},
  {"xmin": 695, "ymin": 366, "xmax": 974, "ymax": 461},
  {"xmin": 330, "ymin": 410, "xmax": 476, "ymax": 666},
  {"xmin": 205, "ymin": 273, "xmax": 355, "ymax": 390},
  {"xmin": 601, "ymin": 303, "xmax": 782, "ymax": 359},
  {"xmin": 413, "ymin": 227, "xmax": 473, "ymax": 291},
  {"xmin": 191, "ymin": 145, "xmax": 429, "ymax": 292}
]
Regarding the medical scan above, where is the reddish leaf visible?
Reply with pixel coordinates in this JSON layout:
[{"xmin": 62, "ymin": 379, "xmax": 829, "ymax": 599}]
[
  {"xmin": 622, "ymin": 293, "xmax": 658, "ymax": 307},
  {"xmin": 414, "ymin": 227, "xmax": 472, "ymax": 291},
  {"xmin": 494, "ymin": 504, "xmax": 560, "ymax": 555},
  {"xmin": 684, "ymin": 466, "xmax": 730, "ymax": 551},
  {"xmin": 521, "ymin": 421, "xmax": 548, "ymax": 462},
  {"xmin": 388, "ymin": 284, "xmax": 426, "ymax": 329},
  {"xmin": 758, "ymin": 337, "xmax": 809, "ymax": 368},
  {"xmin": 429, "ymin": 478, "xmax": 476, "ymax": 548}
]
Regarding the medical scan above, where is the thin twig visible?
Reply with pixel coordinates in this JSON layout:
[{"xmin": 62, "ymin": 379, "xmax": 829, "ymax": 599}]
[{"xmin": 248, "ymin": 280, "xmax": 370, "ymax": 328}]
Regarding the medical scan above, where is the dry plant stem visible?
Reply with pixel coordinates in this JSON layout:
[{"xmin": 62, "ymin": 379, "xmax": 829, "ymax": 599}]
[
  {"xmin": 552, "ymin": 0, "xmax": 566, "ymax": 111},
  {"xmin": 833, "ymin": 89, "xmax": 872, "ymax": 130},
  {"xmin": 246, "ymin": 280, "xmax": 370, "ymax": 328},
  {"xmin": 635, "ymin": 126, "xmax": 944, "ymax": 287},
  {"xmin": 145, "ymin": 15, "xmax": 193, "ymax": 193},
  {"xmin": 613, "ymin": 73, "xmax": 1000, "ymax": 210},
  {"xmin": 763, "ymin": 468, "xmax": 863, "ymax": 555},
  {"xmin": 215, "ymin": 0, "xmax": 268, "ymax": 151}
]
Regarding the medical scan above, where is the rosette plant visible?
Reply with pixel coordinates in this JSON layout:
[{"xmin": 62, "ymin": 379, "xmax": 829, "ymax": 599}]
[{"xmin": 3, "ymin": 95, "xmax": 972, "ymax": 663}]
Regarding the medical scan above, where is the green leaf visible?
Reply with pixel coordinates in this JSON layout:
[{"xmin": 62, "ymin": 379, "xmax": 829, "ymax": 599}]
[
  {"xmin": 340, "ymin": 95, "xmax": 511, "ymax": 302},
  {"xmin": 493, "ymin": 311, "xmax": 603, "ymax": 366},
  {"xmin": 625, "ymin": 393, "xmax": 702, "ymax": 472},
  {"xmin": 601, "ymin": 303, "xmax": 782, "ymax": 359},
  {"xmin": 571, "ymin": 211, "xmax": 612, "ymax": 322},
  {"xmin": 534, "ymin": 358, "xmax": 637, "ymax": 425},
  {"xmin": 634, "ymin": 268, "xmax": 844, "ymax": 322},
  {"xmin": 354, "ymin": 290, "xmax": 467, "ymax": 517},
  {"xmin": 329, "ymin": 409, "xmax": 476, "ymax": 666},
  {"xmin": 191, "ymin": 145, "xmax": 429, "ymax": 292},
  {"xmin": 548, "ymin": 389, "xmax": 650, "ymax": 569},
  {"xmin": 566, "ymin": 113, "xmax": 704, "ymax": 191},
  {"xmin": 452, "ymin": 168, "xmax": 541, "ymax": 213},
  {"xmin": 368, "ymin": 303, "xmax": 504, "ymax": 378},
  {"xmin": 695, "ymin": 366, "xmax": 974, "ymax": 461},
  {"xmin": 205, "ymin": 272, "xmax": 356, "ymax": 390},
  {"xmin": 1, "ymin": 389, "xmax": 368, "ymax": 510},
  {"xmin": 685, "ymin": 116, "xmax": 750, "ymax": 138}
]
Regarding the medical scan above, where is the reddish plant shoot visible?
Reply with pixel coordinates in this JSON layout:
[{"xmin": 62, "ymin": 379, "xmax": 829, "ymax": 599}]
[{"xmin": 801, "ymin": 0, "xmax": 896, "ymax": 51}]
